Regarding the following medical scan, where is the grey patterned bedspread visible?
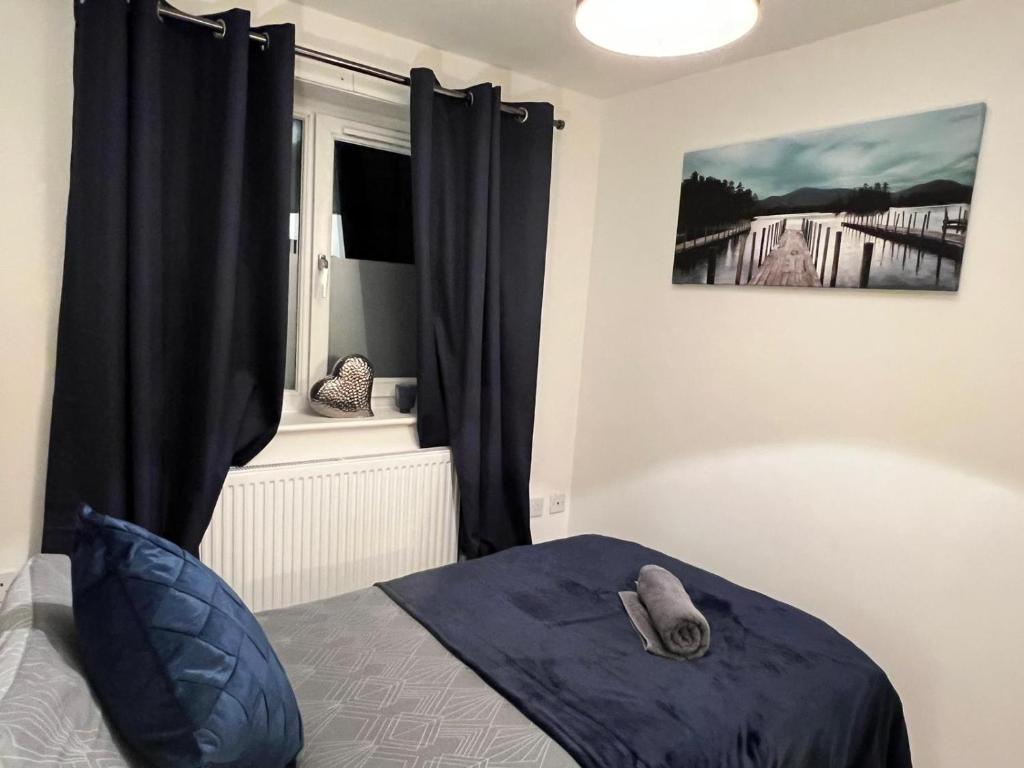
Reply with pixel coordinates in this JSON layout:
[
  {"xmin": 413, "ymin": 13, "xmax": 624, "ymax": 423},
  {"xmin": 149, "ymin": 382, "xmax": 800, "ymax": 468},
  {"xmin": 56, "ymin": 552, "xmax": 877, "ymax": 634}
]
[
  {"xmin": 261, "ymin": 587, "xmax": 577, "ymax": 768},
  {"xmin": 0, "ymin": 555, "xmax": 575, "ymax": 768}
]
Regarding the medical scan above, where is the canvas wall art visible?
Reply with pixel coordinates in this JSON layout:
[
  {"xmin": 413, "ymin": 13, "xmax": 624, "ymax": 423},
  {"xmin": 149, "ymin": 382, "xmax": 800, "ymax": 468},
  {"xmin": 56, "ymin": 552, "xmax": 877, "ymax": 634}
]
[{"xmin": 671, "ymin": 103, "xmax": 986, "ymax": 291}]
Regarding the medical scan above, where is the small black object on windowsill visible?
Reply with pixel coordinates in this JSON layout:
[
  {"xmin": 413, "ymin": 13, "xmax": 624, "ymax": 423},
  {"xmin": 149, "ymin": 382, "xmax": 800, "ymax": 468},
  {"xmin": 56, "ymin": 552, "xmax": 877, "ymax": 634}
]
[{"xmin": 395, "ymin": 383, "xmax": 417, "ymax": 414}]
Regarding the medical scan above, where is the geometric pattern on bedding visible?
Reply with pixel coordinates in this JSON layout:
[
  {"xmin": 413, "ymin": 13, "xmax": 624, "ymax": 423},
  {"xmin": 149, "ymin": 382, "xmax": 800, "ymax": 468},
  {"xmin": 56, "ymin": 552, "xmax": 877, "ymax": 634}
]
[
  {"xmin": 0, "ymin": 555, "xmax": 137, "ymax": 768},
  {"xmin": 257, "ymin": 586, "xmax": 578, "ymax": 768}
]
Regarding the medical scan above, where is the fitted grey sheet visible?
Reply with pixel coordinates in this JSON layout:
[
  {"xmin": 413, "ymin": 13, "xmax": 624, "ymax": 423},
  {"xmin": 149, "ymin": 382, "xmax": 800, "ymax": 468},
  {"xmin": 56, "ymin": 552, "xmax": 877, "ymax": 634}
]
[
  {"xmin": 261, "ymin": 586, "xmax": 577, "ymax": 768},
  {"xmin": 0, "ymin": 555, "xmax": 135, "ymax": 767},
  {"xmin": 0, "ymin": 555, "xmax": 576, "ymax": 768}
]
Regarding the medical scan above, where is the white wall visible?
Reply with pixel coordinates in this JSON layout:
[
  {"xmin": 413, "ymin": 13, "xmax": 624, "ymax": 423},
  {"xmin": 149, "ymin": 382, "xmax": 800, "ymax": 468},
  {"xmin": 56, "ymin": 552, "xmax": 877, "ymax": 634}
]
[
  {"xmin": 0, "ymin": 0, "xmax": 601, "ymax": 572},
  {"xmin": 0, "ymin": 0, "xmax": 73, "ymax": 576},
  {"xmin": 570, "ymin": 0, "xmax": 1023, "ymax": 765}
]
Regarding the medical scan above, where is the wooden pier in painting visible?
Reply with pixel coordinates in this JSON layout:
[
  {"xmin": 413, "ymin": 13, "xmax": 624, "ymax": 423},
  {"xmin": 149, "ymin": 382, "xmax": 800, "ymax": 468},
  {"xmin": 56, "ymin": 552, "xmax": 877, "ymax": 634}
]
[
  {"xmin": 751, "ymin": 230, "xmax": 820, "ymax": 287},
  {"xmin": 675, "ymin": 222, "xmax": 751, "ymax": 254},
  {"xmin": 841, "ymin": 207, "xmax": 967, "ymax": 260},
  {"xmin": 841, "ymin": 221, "xmax": 965, "ymax": 260}
]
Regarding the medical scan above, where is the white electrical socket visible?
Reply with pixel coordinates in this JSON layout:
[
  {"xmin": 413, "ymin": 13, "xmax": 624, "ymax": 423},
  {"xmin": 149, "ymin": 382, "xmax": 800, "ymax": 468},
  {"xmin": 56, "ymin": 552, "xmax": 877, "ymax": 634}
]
[
  {"xmin": 529, "ymin": 497, "xmax": 545, "ymax": 518},
  {"xmin": 549, "ymin": 493, "xmax": 567, "ymax": 515}
]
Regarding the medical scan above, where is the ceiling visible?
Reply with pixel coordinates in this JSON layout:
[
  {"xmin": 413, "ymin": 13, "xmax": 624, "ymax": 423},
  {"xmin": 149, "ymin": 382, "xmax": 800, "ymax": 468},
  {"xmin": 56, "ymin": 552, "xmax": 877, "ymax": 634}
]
[{"xmin": 294, "ymin": 0, "xmax": 962, "ymax": 98}]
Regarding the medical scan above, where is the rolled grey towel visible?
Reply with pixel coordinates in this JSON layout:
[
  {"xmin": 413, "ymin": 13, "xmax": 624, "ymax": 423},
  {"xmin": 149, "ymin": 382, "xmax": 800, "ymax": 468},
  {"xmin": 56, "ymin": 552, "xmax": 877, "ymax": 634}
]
[{"xmin": 621, "ymin": 564, "xmax": 710, "ymax": 660}]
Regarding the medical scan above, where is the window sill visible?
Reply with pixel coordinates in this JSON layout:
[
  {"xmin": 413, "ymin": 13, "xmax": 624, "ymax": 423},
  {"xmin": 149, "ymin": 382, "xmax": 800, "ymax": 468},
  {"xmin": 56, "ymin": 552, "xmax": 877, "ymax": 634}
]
[{"xmin": 278, "ymin": 403, "xmax": 416, "ymax": 433}]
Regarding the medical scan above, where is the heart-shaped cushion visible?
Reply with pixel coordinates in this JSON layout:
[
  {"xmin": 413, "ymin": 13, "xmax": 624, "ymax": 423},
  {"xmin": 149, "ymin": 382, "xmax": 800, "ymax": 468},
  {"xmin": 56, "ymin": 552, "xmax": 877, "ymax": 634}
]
[{"xmin": 308, "ymin": 354, "xmax": 375, "ymax": 418}]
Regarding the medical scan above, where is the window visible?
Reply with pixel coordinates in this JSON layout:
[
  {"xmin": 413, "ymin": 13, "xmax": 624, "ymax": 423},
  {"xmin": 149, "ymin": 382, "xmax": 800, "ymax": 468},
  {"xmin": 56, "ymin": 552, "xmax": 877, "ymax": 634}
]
[
  {"xmin": 283, "ymin": 104, "xmax": 416, "ymax": 415},
  {"xmin": 283, "ymin": 117, "xmax": 303, "ymax": 391},
  {"xmin": 328, "ymin": 129, "xmax": 417, "ymax": 378}
]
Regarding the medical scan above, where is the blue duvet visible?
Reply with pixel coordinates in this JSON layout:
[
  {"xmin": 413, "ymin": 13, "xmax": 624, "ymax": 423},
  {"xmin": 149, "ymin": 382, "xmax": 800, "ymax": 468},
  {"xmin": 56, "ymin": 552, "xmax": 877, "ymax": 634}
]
[{"xmin": 380, "ymin": 535, "xmax": 911, "ymax": 768}]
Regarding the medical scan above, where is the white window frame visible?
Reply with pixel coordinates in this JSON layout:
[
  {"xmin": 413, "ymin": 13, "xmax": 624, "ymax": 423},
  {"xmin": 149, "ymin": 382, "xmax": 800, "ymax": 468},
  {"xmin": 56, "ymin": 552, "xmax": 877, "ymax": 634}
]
[
  {"xmin": 282, "ymin": 107, "xmax": 315, "ymax": 413},
  {"xmin": 283, "ymin": 99, "xmax": 416, "ymax": 414}
]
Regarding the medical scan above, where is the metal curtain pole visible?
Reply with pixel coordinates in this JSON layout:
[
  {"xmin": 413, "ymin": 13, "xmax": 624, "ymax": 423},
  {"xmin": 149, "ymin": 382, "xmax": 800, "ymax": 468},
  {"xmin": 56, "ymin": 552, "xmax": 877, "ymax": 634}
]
[{"xmin": 156, "ymin": 2, "xmax": 566, "ymax": 130}]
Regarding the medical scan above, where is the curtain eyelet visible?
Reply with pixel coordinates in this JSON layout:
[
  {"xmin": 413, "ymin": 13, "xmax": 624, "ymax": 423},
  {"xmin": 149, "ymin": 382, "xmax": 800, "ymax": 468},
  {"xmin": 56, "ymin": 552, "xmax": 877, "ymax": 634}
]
[
  {"xmin": 516, "ymin": 107, "xmax": 530, "ymax": 125},
  {"xmin": 212, "ymin": 18, "xmax": 227, "ymax": 39},
  {"xmin": 464, "ymin": 91, "xmax": 474, "ymax": 107},
  {"xmin": 260, "ymin": 32, "xmax": 270, "ymax": 52}
]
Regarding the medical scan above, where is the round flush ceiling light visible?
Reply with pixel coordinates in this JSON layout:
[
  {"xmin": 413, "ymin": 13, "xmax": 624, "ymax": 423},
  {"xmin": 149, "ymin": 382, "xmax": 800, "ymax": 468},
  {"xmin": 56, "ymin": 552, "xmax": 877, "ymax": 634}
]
[{"xmin": 575, "ymin": 0, "xmax": 760, "ymax": 58}]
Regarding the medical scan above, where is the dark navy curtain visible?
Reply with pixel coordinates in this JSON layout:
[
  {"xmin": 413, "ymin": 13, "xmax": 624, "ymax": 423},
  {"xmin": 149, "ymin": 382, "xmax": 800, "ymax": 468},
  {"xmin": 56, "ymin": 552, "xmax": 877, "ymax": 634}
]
[
  {"xmin": 43, "ymin": 0, "xmax": 295, "ymax": 555},
  {"xmin": 410, "ymin": 68, "xmax": 555, "ymax": 559}
]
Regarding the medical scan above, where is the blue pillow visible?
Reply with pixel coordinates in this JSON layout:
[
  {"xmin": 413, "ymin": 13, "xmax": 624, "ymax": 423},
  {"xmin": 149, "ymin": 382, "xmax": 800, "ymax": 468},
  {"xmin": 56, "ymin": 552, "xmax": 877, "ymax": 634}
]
[{"xmin": 71, "ymin": 506, "xmax": 303, "ymax": 768}]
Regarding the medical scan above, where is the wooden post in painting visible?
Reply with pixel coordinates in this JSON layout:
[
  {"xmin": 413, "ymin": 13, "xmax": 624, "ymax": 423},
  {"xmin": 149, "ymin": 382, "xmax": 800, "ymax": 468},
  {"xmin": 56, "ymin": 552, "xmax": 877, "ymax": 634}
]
[
  {"xmin": 820, "ymin": 227, "xmax": 831, "ymax": 284},
  {"xmin": 830, "ymin": 231, "xmax": 843, "ymax": 287},
  {"xmin": 706, "ymin": 251, "xmax": 716, "ymax": 284},
  {"xmin": 885, "ymin": 210, "xmax": 891, "ymax": 229},
  {"xmin": 734, "ymin": 234, "xmax": 746, "ymax": 285},
  {"xmin": 813, "ymin": 226, "xmax": 821, "ymax": 267},
  {"xmin": 859, "ymin": 242, "xmax": 874, "ymax": 288},
  {"xmin": 747, "ymin": 232, "xmax": 756, "ymax": 282},
  {"xmin": 758, "ymin": 233, "xmax": 765, "ymax": 266}
]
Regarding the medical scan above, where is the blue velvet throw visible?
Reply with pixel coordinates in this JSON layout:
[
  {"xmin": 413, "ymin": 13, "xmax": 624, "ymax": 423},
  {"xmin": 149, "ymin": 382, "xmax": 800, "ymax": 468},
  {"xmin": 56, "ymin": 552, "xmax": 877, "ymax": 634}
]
[
  {"xmin": 380, "ymin": 535, "xmax": 911, "ymax": 768},
  {"xmin": 72, "ymin": 506, "xmax": 303, "ymax": 768}
]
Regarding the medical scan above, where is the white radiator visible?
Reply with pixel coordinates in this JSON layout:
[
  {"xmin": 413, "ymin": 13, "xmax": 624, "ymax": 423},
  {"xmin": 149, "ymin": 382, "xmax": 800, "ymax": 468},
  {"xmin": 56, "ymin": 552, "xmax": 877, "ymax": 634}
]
[{"xmin": 199, "ymin": 448, "xmax": 458, "ymax": 612}]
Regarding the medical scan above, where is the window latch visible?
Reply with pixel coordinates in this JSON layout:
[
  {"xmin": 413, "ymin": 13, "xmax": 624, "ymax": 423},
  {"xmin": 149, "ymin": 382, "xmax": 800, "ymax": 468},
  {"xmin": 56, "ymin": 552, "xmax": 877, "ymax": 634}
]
[{"xmin": 317, "ymin": 253, "xmax": 330, "ymax": 298}]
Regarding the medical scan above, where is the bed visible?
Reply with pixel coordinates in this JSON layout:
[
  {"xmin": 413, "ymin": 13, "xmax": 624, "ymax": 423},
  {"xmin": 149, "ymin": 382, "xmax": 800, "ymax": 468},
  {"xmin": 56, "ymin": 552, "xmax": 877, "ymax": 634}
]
[{"xmin": 0, "ymin": 536, "xmax": 910, "ymax": 767}]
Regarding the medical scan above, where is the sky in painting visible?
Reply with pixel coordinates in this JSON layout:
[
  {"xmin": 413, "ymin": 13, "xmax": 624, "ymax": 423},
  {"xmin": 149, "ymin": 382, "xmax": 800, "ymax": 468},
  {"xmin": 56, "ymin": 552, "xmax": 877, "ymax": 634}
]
[{"xmin": 681, "ymin": 104, "xmax": 986, "ymax": 198}]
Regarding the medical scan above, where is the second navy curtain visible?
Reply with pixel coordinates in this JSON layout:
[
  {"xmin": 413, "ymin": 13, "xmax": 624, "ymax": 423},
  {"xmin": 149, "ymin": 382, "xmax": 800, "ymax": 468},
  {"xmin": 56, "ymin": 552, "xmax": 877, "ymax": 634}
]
[{"xmin": 410, "ymin": 68, "xmax": 555, "ymax": 558}]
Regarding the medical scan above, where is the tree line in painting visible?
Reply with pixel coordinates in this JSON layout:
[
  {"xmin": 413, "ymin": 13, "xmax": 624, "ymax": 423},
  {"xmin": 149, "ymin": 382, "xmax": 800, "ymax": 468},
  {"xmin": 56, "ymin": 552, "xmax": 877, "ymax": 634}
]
[
  {"xmin": 677, "ymin": 172, "xmax": 757, "ymax": 238},
  {"xmin": 679, "ymin": 172, "xmax": 974, "ymax": 232}
]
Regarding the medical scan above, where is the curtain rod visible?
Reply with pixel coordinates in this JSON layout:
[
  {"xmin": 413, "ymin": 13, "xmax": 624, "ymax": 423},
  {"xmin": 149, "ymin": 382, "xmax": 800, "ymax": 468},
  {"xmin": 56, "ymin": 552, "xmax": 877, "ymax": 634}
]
[{"xmin": 157, "ymin": 2, "xmax": 566, "ymax": 130}]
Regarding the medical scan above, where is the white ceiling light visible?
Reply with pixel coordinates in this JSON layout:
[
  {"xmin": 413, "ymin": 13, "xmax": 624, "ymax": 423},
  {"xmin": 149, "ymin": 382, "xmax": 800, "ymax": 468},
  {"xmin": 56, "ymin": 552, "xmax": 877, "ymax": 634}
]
[{"xmin": 575, "ymin": 0, "xmax": 761, "ymax": 58}]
